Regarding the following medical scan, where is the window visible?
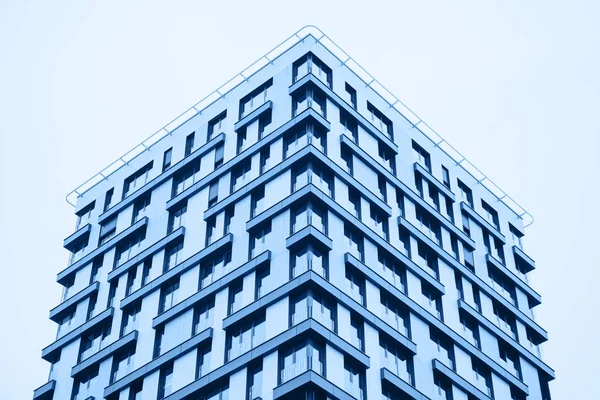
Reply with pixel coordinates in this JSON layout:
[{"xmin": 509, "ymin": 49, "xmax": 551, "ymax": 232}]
[
  {"xmin": 381, "ymin": 294, "xmax": 410, "ymax": 337},
  {"xmin": 280, "ymin": 339, "xmax": 325, "ymax": 384},
  {"xmin": 417, "ymin": 242, "xmax": 439, "ymax": 279},
  {"xmin": 250, "ymin": 223, "xmax": 271, "ymax": 258},
  {"xmin": 379, "ymin": 142, "xmax": 395, "ymax": 173},
  {"xmin": 199, "ymin": 250, "xmax": 232, "ymax": 288},
  {"xmin": 259, "ymin": 147, "xmax": 271, "ymax": 174},
  {"xmin": 68, "ymin": 241, "xmax": 84, "ymax": 267},
  {"xmin": 231, "ymin": 161, "xmax": 252, "ymax": 192},
  {"xmin": 250, "ymin": 186, "xmax": 265, "ymax": 218},
  {"xmin": 499, "ymin": 342, "xmax": 521, "ymax": 379},
  {"xmin": 345, "ymin": 267, "xmax": 365, "ymax": 305},
  {"xmin": 379, "ymin": 250, "xmax": 407, "ymax": 293},
  {"xmin": 125, "ymin": 268, "xmax": 138, "ymax": 296},
  {"xmin": 344, "ymin": 82, "xmax": 357, "ymax": 108},
  {"xmin": 344, "ymin": 360, "xmax": 366, "ymax": 400},
  {"xmin": 340, "ymin": 147, "xmax": 353, "ymax": 174},
  {"xmin": 433, "ymin": 374, "xmax": 452, "ymax": 400},
  {"xmin": 442, "ymin": 166, "xmax": 451, "ymax": 188},
  {"xmin": 208, "ymin": 111, "xmax": 226, "ymax": 141},
  {"xmin": 104, "ymin": 188, "xmax": 114, "ymax": 212},
  {"xmin": 340, "ymin": 111, "xmax": 358, "ymax": 143},
  {"xmin": 285, "ymin": 124, "xmax": 326, "ymax": 156},
  {"xmin": 293, "ymin": 87, "xmax": 326, "ymax": 117},
  {"xmin": 472, "ymin": 359, "xmax": 493, "ymax": 397},
  {"xmin": 98, "ymin": 216, "xmax": 117, "ymax": 245},
  {"xmin": 426, "ymin": 181, "xmax": 440, "ymax": 210},
  {"xmin": 462, "ymin": 214, "xmax": 471, "ymax": 236},
  {"xmin": 71, "ymin": 367, "xmax": 98, "ymax": 400},
  {"xmin": 481, "ymin": 200, "xmax": 500, "ymax": 229},
  {"xmin": 258, "ymin": 110, "xmax": 272, "ymax": 139},
  {"xmin": 157, "ymin": 364, "xmax": 173, "ymax": 399},
  {"xmin": 224, "ymin": 206, "xmax": 234, "ymax": 235},
  {"xmin": 196, "ymin": 346, "xmax": 211, "ymax": 379},
  {"xmin": 167, "ymin": 201, "xmax": 187, "ymax": 233},
  {"xmin": 510, "ymin": 224, "xmax": 523, "ymax": 249},
  {"xmin": 236, "ymin": 129, "xmax": 248, "ymax": 155},
  {"xmin": 378, "ymin": 174, "xmax": 387, "ymax": 201},
  {"xmin": 247, "ymin": 365, "xmax": 263, "ymax": 400},
  {"xmin": 350, "ymin": 315, "xmax": 364, "ymax": 351},
  {"xmin": 159, "ymin": 280, "xmax": 180, "ymax": 313},
  {"xmin": 422, "ymin": 284, "xmax": 443, "ymax": 320},
  {"xmin": 163, "ymin": 242, "xmax": 183, "ymax": 272},
  {"xmin": 114, "ymin": 229, "xmax": 145, "ymax": 267},
  {"xmin": 412, "ymin": 141, "xmax": 431, "ymax": 172},
  {"xmin": 348, "ymin": 189, "xmax": 361, "ymax": 218},
  {"xmin": 90, "ymin": 257, "xmax": 102, "ymax": 284},
  {"xmin": 172, "ymin": 158, "xmax": 201, "ymax": 197},
  {"xmin": 132, "ymin": 193, "xmax": 151, "ymax": 224},
  {"xmin": 292, "ymin": 202, "xmax": 326, "ymax": 234},
  {"xmin": 460, "ymin": 312, "xmax": 480, "ymax": 348},
  {"xmin": 464, "ymin": 246, "xmax": 475, "ymax": 270},
  {"xmin": 153, "ymin": 326, "xmax": 165, "ymax": 358},
  {"xmin": 206, "ymin": 216, "xmax": 218, "ymax": 246},
  {"xmin": 255, "ymin": 266, "xmax": 271, "ymax": 299},
  {"xmin": 379, "ymin": 338, "xmax": 413, "ymax": 384},
  {"xmin": 228, "ymin": 281, "xmax": 243, "ymax": 315},
  {"xmin": 208, "ymin": 181, "xmax": 219, "ymax": 208},
  {"xmin": 367, "ymin": 102, "xmax": 393, "ymax": 139},
  {"xmin": 75, "ymin": 201, "xmax": 95, "ymax": 230},
  {"xmin": 123, "ymin": 162, "xmax": 152, "ymax": 199},
  {"xmin": 58, "ymin": 309, "xmax": 75, "ymax": 336},
  {"xmin": 416, "ymin": 208, "xmax": 441, "ymax": 245},
  {"xmin": 226, "ymin": 316, "xmax": 266, "ymax": 361},
  {"xmin": 344, "ymin": 224, "xmax": 363, "ymax": 261},
  {"xmin": 484, "ymin": 232, "xmax": 505, "ymax": 264},
  {"xmin": 129, "ymin": 381, "xmax": 143, "ymax": 400},
  {"xmin": 291, "ymin": 244, "xmax": 328, "ymax": 279},
  {"xmin": 121, "ymin": 304, "xmax": 141, "ymax": 337},
  {"xmin": 493, "ymin": 302, "xmax": 517, "ymax": 339},
  {"xmin": 458, "ymin": 179, "xmax": 473, "ymax": 207},
  {"xmin": 370, "ymin": 206, "xmax": 389, "ymax": 240},
  {"xmin": 78, "ymin": 325, "xmax": 110, "ymax": 362},
  {"xmin": 214, "ymin": 143, "xmax": 224, "ymax": 168},
  {"xmin": 141, "ymin": 258, "xmax": 152, "ymax": 286},
  {"xmin": 111, "ymin": 348, "xmax": 135, "ymax": 383},
  {"xmin": 106, "ymin": 282, "xmax": 118, "ymax": 308},
  {"xmin": 291, "ymin": 290, "xmax": 335, "ymax": 331},
  {"xmin": 431, "ymin": 329, "xmax": 455, "ymax": 370},
  {"xmin": 240, "ymin": 78, "xmax": 272, "ymax": 118},
  {"xmin": 192, "ymin": 297, "xmax": 215, "ymax": 335},
  {"xmin": 293, "ymin": 52, "xmax": 332, "ymax": 87},
  {"xmin": 185, "ymin": 132, "xmax": 195, "ymax": 156},
  {"xmin": 162, "ymin": 148, "xmax": 172, "ymax": 172}
]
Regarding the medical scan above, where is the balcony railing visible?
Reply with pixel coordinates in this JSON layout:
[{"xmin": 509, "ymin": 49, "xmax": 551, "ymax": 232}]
[
  {"xmin": 381, "ymin": 356, "xmax": 411, "ymax": 384},
  {"xmin": 281, "ymin": 357, "xmax": 323, "ymax": 383},
  {"xmin": 194, "ymin": 315, "xmax": 214, "ymax": 334},
  {"xmin": 380, "ymin": 309, "xmax": 409, "ymax": 337},
  {"xmin": 346, "ymin": 281, "xmax": 364, "ymax": 305},
  {"xmin": 228, "ymin": 326, "xmax": 266, "ymax": 361},
  {"xmin": 173, "ymin": 170, "xmax": 202, "ymax": 197},
  {"xmin": 471, "ymin": 373, "xmax": 492, "ymax": 397},
  {"xmin": 79, "ymin": 336, "xmax": 110, "ymax": 362},
  {"xmin": 292, "ymin": 308, "xmax": 335, "ymax": 332},
  {"xmin": 344, "ymin": 380, "xmax": 365, "ymax": 400}
]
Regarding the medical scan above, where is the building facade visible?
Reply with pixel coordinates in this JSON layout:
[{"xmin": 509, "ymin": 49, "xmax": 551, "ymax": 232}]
[{"xmin": 33, "ymin": 27, "xmax": 554, "ymax": 400}]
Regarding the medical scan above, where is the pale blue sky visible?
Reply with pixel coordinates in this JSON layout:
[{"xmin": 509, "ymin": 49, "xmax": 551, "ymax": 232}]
[{"xmin": 1, "ymin": 1, "xmax": 598, "ymax": 398}]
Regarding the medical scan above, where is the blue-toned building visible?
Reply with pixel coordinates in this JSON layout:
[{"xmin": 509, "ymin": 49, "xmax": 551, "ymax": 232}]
[{"xmin": 34, "ymin": 26, "xmax": 554, "ymax": 400}]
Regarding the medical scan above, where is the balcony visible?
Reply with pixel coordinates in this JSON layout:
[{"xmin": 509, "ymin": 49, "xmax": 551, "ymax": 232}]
[
  {"xmin": 228, "ymin": 325, "xmax": 266, "ymax": 361},
  {"xmin": 380, "ymin": 310, "xmax": 409, "ymax": 337},
  {"xmin": 194, "ymin": 315, "xmax": 214, "ymax": 334},
  {"xmin": 346, "ymin": 281, "xmax": 364, "ymax": 306},
  {"xmin": 381, "ymin": 356, "xmax": 411, "ymax": 385},
  {"xmin": 344, "ymin": 380, "xmax": 364, "ymax": 400},
  {"xmin": 470, "ymin": 372, "xmax": 492, "ymax": 398},
  {"xmin": 281, "ymin": 357, "xmax": 323, "ymax": 384},
  {"xmin": 292, "ymin": 307, "xmax": 335, "ymax": 332},
  {"xmin": 493, "ymin": 316, "xmax": 516, "ymax": 340},
  {"xmin": 173, "ymin": 170, "xmax": 203, "ymax": 198}
]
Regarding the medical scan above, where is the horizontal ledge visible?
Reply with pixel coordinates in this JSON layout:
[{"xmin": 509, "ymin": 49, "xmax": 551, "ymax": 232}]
[
  {"xmin": 120, "ymin": 234, "xmax": 233, "ymax": 309},
  {"xmin": 97, "ymin": 133, "xmax": 226, "ymax": 224},
  {"xmin": 49, "ymin": 282, "xmax": 100, "ymax": 322},
  {"xmin": 286, "ymin": 225, "xmax": 333, "ymax": 250},
  {"xmin": 71, "ymin": 330, "xmax": 138, "ymax": 377},
  {"xmin": 152, "ymin": 251, "xmax": 271, "ymax": 328},
  {"xmin": 104, "ymin": 328, "xmax": 213, "ymax": 397},
  {"xmin": 234, "ymin": 100, "xmax": 273, "ymax": 131},
  {"xmin": 380, "ymin": 368, "xmax": 431, "ymax": 400},
  {"xmin": 513, "ymin": 245, "xmax": 535, "ymax": 272},
  {"xmin": 57, "ymin": 217, "xmax": 149, "ymax": 285},
  {"xmin": 42, "ymin": 308, "xmax": 114, "ymax": 361},
  {"xmin": 274, "ymin": 370, "xmax": 355, "ymax": 400},
  {"xmin": 63, "ymin": 224, "xmax": 92, "ymax": 250},
  {"xmin": 413, "ymin": 162, "xmax": 455, "ymax": 202},
  {"xmin": 432, "ymin": 359, "xmax": 498, "ymax": 399},
  {"xmin": 460, "ymin": 202, "xmax": 506, "ymax": 244},
  {"xmin": 485, "ymin": 254, "xmax": 541, "ymax": 306},
  {"xmin": 108, "ymin": 226, "xmax": 186, "ymax": 282},
  {"xmin": 32, "ymin": 380, "xmax": 55, "ymax": 400}
]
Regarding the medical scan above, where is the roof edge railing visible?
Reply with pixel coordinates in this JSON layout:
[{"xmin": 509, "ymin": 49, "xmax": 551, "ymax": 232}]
[{"xmin": 65, "ymin": 25, "xmax": 534, "ymax": 229}]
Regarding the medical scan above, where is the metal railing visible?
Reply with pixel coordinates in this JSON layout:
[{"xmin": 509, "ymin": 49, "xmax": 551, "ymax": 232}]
[{"xmin": 65, "ymin": 26, "xmax": 534, "ymax": 229}]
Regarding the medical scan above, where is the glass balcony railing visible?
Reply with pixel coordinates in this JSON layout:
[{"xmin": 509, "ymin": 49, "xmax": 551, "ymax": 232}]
[
  {"xmin": 73, "ymin": 380, "xmax": 97, "ymax": 400},
  {"xmin": 350, "ymin": 334, "xmax": 362, "ymax": 351},
  {"xmin": 381, "ymin": 357, "xmax": 411, "ymax": 383},
  {"xmin": 112, "ymin": 359, "xmax": 135, "ymax": 383},
  {"xmin": 344, "ymin": 380, "xmax": 365, "ymax": 400},
  {"xmin": 194, "ymin": 315, "xmax": 213, "ymax": 334},
  {"xmin": 471, "ymin": 373, "xmax": 492, "ymax": 397},
  {"xmin": 201, "ymin": 264, "xmax": 235, "ymax": 289},
  {"xmin": 292, "ymin": 259, "xmax": 326, "ymax": 280},
  {"xmin": 499, "ymin": 358, "xmax": 520, "ymax": 379},
  {"xmin": 460, "ymin": 325, "xmax": 479, "ymax": 348},
  {"xmin": 281, "ymin": 357, "xmax": 323, "ymax": 383},
  {"xmin": 489, "ymin": 279, "xmax": 515, "ymax": 305},
  {"xmin": 420, "ymin": 298, "xmax": 441, "ymax": 320},
  {"xmin": 79, "ymin": 336, "xmax": 110, "ymax": 362},
  {"xmin": 232, "ymin": 174, "xmax": 252, "ymax": 193},
  {"xmin": 251, "ymin": 240, "xmax": 269, "ymax": 259},
  {"xmin": 173, "ymin": 170, "xmax": 202, "ymax": 197},
  {"xmin": 494, "ymin": 316, "xmax": 516, "ymax": 339},
  {"xmin": 346, "ymin": 281, "xmax": 364, "ymax": 305},
  {"xmin": 292, "ymin": 308, "xmax": 335, "ymax": 332},
  {"xmin": 228, "ymin": 326, "xmax": 266, "ymax": 361},
  {"xmin": 436, "ymin": 349, "xmax": 454, "ymax": 371},
  {"xmin": 379, "ymin": 265, "xmax": 406, "ymax": 294},
  {"xmin": 69, "ymin": 247, "xmax": 86, "ymax": 265},
  {"xmin": 248, "ymin": 385, "xmax": 262, "ymax": 400},
  {"xmin": 380, "ymin": 310, "xmax": 409, "ymax": 337},
  {"xmin": 122, "ymin": 317, "xmax": 140, "ymax": 337}
]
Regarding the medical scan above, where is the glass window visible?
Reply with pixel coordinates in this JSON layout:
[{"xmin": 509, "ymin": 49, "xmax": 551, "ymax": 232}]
[
  {"xmin": 196, "ymin": 346, "xmax": 211, "ymax": 379},
  {"xmin": 111, "ymin": 348, "xmax": 135, "ymax": 383},
  {"xmin": 247, "ymin": 365, "xmax": 263, "ymax": 400},
  {"xmin": 344, "ymin": 82, "xmax": 357, "ymax": 109},
  {"xmin": 199, "ymin": 250, "xmax": 232, "ymax": 288},
  {"xmin": 240, "ymin": 79, "xmax": 272, "ymax": 118},
  {"xmin": 340, "ymin": 112, "xmax": 358, "ymax": 143},
  {"xmin": 208, "ymin": 181, "xmax": 219, "ymax": 208},
  {"xmin": 379, "ymin": 338, "xmax": 413, "ymax": 384},
  {"xmin": 167, "ymin": 202, "xmax": 187, "ymax": 234},
  {"xmin": 123, "ymin": 162, "xmax": 153, "ymax": 199},
  {"xmin": 214, "ymin": 143, "xmax": 224, "ymax": 168},
  {"xmin": 291, "ymin": 245, "xmax": 327, "ymax": 279},
  {"xmin": 226, "ymin": 316, "xmax": 266, "ymax": 361},
  {"xmin": 293, "ymin": 53, "xmax": 332, "ymax": 87},
  {"xmin": 259, "ymin": 147, "xmax": 271, "ymax": 174},
  {"xmin": 159, "ymin": 281, "xmax": 180, "ymax": 313},
  {"xmin": 172, "ymin": 158, "xmax": 201, "ymax": 197},
  {"xmin": 163, "ymin": 242, "xmax": 183, "ymax": 272},
  {"xmin": 103, "ymin": 188, "xmax": 114, "ymax": 212},
  {"xmin": 99, "ymin": 216, "xmax": 117, "ymax": 246},
  {"xmin": 292, "ymin": 202, "xmax": 326, "ymax": 234},
  {"xmin": 231, "ymin": 161, "xmax": 252, "ymax": 193},
  {"xmin": 192, "ymin": 297, "xmax": 215, "ymax": 335},
  {"xmin": 412, "ymin": 141, "xmax": 431, "ymax": 172},
  {"xmin": 293, "ymin": 87, "xmax": 326, "ymax": 118},
  {"xmin": 250, "ymin": 223, "xmax": 271, "ymax": 258},
  {"xmin": 344, "ymin": 224, "xmax": 363, "ymax": 261},
  {"xmin": 162, "ymin": 148, "xmax": 172, "ymax": 172},
  {"xmin": 344, "ymin": 360, "xmax": 365, "ymax": 400},
  {"xmin": 208, "ymin": 111, "xmax": 226, "ymax": 141},
  {"xmin": 279, "ymin": 340, "xmax": 324, "ymax": 383},
  {"xmin": 114, "ymin": 230, "xmax": 145, "ymax": 267},
  {"xmin": 75, "ymin": 201, "xmax": 95, "ymax": 230},
  {"xmin": 185, "ymin": 132, "xmax": 195, "ymax": 156},
  {"xmin": 367, "ymin": 102, "xmax": 393, "ymax": 139},
  {"xmin": 458, "ymin": 179, "xmax": 474, "ymax": 207},
  {"xmin": 157, "ymin": 364, "xmax": 173, "ymax": 399},
  {"xmin": 442, "ymin": 166, "xmax": 451, "ymax": 188},
  {"xmin": 250, "ymin": 186, "xmax": 265, "ymax": 218},
  {"xmin": 481, "ymin": 200, "xmax": 500, "ymax": 229},
  {"xmin": 132, "ymin": 194, "xmax": 151, "ymax": 224},
  {"xmin": 228, "ymin": 282, "xmax": 243, "ymax": 315}
]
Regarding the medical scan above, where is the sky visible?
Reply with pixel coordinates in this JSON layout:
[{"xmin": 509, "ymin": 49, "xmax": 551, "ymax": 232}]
[{"xmin": 0, "ymin": 0, "xmax": 598, "ymax": 398}]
